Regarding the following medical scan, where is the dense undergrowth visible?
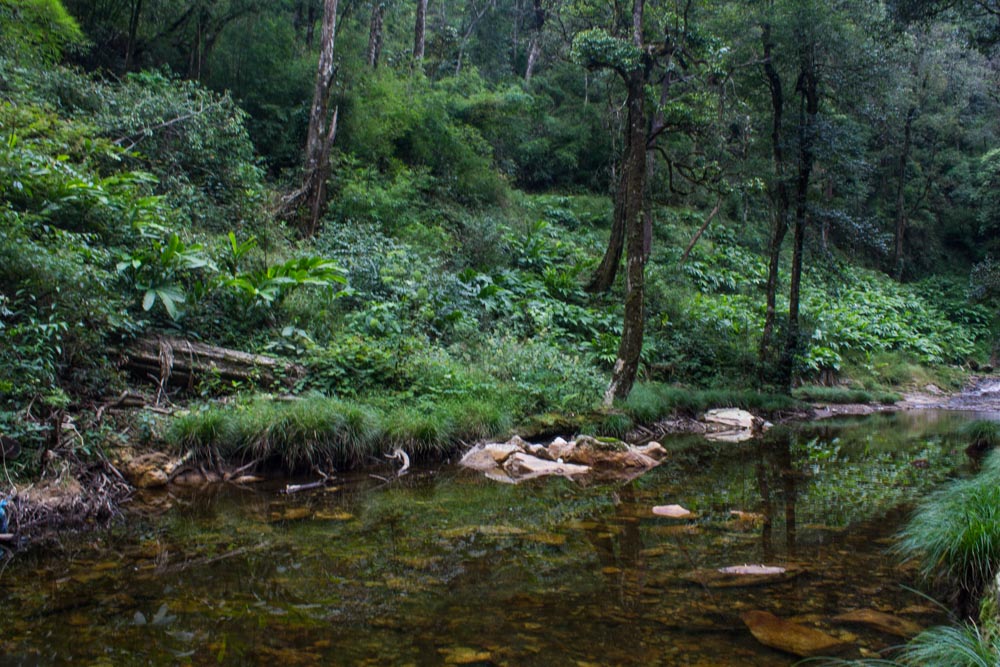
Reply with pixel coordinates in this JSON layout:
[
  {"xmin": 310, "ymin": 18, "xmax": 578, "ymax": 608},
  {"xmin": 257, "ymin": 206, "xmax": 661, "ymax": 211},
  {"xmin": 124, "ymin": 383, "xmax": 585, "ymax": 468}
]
[
  {"xmin": 1, "ymin": 4, "xmax": 997, "ymax": 480},
  {"xmin": 1, "ymin": 46, "xmax": 995, "ymax": 473}
]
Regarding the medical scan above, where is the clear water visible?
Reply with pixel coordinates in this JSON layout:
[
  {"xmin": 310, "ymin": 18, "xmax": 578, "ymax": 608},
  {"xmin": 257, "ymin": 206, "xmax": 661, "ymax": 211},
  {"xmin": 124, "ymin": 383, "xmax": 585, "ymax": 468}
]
[{"xmin": 0, "ymin": 410, "xmax": 989, "ymax": 665}]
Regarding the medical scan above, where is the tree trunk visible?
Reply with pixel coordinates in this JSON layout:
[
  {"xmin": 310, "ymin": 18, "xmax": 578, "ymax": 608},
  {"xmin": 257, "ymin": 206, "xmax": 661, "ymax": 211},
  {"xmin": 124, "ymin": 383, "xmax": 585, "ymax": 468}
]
[
  {"xmin": 604, "ymin": 66, "xmax": 648, "ymax": 404},
  {"xmin": 780, "ymin": 50, "xmax": 820, "ymax": 390},
  {"xmin": 124, "ymin": 0, "xmax": 143, "ymax": 72},
  {"xmin": 524, "ymin": 0, "xmax": 544, "ymax": 82},
  {"xmin": 587, "ymin": 170, "xmax": 628, "ymax": 293},
  {"xmin": 283, "ymin": 0, "xmax": 340, "ymax": 237},
  {"xmin": 759, "ymin": 22, "xmax": 790, "ymax": 367},
  {"xmin": 306, "ymin": 2, "xmax": 317, "ymax": 47},
  {"xmin": 367, "ymin": 1, "xmax": 386, "ymax": 68},
  {"xmin": 413, "ymin": 0, "xmax": 427, "ymax": 63},
  {"xmin": 893, "ymin": 106, "xmax": 916, "ymax": 280}
]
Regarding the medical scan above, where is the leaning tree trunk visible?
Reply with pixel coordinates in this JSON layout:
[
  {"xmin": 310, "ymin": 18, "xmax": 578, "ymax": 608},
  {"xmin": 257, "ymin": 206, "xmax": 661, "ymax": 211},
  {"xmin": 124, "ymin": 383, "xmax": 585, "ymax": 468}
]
[
  {"xmin": 282, "ymin": 0, "xmax": 340, "ymax": 237},
  {"xmin": 604, "ymin": 69, "xmax": 648, "ymax": 405},
  {"xmin": 413, "ymin": 0, "xmax": 427, "ymax": 63},
  {"xmin": 587, "ymin": 169, "xmax": 628, "ymax": 293}
]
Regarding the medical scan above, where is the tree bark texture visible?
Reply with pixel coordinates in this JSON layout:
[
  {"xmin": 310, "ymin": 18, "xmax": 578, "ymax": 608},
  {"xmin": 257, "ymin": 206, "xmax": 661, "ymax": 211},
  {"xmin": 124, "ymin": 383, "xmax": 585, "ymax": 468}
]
[
  {"xmin": 367, "ymin": 2, "xmax": 386, "ymax": 68},
  {"xmin": 780, "ymin": 47, "xmax": 820, "ymax": 389},
  {"xmin": 413, "ymin": 0, "xmax": 427, "ymax": 62},
  {"xmin": 587, "ymin": 169, "xmax": 628, "ymax": 293},
  {"xmin": 759, "ymin": 23, "xmax": 790, "ymax": 367},
  {"xmin": 524, "ymin": 0, "xmax": 544, "ymax": 82},
  {"xmin": 604, "ymin": 68, "xmax": 648, "ymax": 404},
  {"xmin": 124, "ymin": 336, "xmax": 304, "ymax": 391},
  {"xmin": 284, "ymin": 0, "xmax": 340, "ymax": 237}
]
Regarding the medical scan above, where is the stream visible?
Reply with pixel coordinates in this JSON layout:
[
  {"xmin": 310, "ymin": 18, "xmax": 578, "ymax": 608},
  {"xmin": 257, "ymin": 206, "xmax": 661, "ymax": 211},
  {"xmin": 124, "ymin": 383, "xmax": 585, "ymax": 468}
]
[{"xmin": 1, "ymin": 408, "xmax": 998, "ymax": 665}]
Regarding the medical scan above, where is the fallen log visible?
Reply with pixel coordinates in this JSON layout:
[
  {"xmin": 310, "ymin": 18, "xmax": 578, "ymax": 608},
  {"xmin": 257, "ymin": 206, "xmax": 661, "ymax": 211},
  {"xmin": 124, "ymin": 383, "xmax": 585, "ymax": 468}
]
[{"xmin": 122, "ymin": 335, "xmax": 304, "ymax": 392}]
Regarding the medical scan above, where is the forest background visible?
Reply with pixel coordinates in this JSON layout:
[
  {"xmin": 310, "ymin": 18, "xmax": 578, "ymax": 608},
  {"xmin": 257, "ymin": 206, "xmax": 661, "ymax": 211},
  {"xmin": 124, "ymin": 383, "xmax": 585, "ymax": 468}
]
[{"xmin": 2, "ymin": 0, "xmax": 1000, "ymax": 471}]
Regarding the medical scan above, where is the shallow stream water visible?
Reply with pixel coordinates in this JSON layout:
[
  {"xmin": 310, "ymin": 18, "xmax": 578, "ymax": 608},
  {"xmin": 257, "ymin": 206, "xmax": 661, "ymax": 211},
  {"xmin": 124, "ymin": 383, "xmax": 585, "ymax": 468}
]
[{"xmin": 0, "ymin": 410, "xmax": 996, "ymax": 665}]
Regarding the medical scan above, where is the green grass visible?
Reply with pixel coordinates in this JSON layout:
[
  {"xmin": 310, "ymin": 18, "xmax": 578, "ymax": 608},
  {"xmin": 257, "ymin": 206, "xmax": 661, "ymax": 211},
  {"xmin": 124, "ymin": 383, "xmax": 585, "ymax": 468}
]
[
  {"xmin": 895, "ymin": 450, "xmax": 1000, "ymax": 604},
  {"xmin": 168, "ymin": 393, "xmax": 517, "ymax": 470},
  {"xmin": 620, "ymin": 383, "xmax": 803, "ymax": 423},
  {"xmin": 792, "ymin": 386, "xmax": 902, "ymax": 405},
  {"xmin": 963, "ymin": 420, "xmax": 1000, "ymax": 452},
  {"xmin": 808, "ymin": 624, "xmax": 1000, "ymax": 666}
]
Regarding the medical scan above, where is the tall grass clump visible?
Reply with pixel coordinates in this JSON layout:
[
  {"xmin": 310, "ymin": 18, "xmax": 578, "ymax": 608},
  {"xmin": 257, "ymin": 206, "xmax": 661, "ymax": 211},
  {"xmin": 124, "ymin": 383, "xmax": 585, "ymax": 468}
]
[
  {"xmin": 896, "ymin": 450, "xmax": 1000, "ymax": 617},
  {"xmin": 963, "ymin": 420, "xmax": 1000, "ymax": 456},
  {"xmin": 792, "ymin": 386, "xmax": 901, "ymax": 405},
  {"xmin": 621, "ymin": 383, "xmax": 803, "ymax": 422},
  {"xmin": 896, "ymin": 624, "xmax": 1000, "ymax": 666}
]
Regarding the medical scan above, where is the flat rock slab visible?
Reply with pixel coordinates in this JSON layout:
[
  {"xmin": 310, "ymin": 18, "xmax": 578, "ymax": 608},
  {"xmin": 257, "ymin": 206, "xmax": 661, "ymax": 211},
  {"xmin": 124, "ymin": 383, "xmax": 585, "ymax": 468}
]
[
  {"xmin": 652, "ymin": 504, "xmax": 693, "ymax": 519},
  {"xmin": 683, "ymin": 566, "xmax": 799, "ymax": 588},
  {"xmin": 742, "ymin": 610, "xmax": 850, "ymax": 657},
  {"xmin": 833, "ymin": 609, "xmax": 924, "ymax": 638},
  {"xmin": 703, "ymin": 408, "xmax": 759, "ymax": 430}
]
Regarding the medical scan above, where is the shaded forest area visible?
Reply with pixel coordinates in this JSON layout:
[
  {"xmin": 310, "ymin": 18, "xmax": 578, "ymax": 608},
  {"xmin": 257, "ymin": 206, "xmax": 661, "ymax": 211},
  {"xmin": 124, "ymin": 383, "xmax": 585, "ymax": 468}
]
[{"xmin": 1, "ymin": 0, "xmax": 1000, "ymax": 470}]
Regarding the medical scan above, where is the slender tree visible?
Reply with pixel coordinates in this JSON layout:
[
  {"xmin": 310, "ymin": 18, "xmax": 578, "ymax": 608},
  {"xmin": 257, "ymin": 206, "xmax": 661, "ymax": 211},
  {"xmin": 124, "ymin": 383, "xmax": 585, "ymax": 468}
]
[
  {"xmin": 574, "ymin": 0, "xmax": 722, "ymax": 401},
  {"xmin": 413, "ymin": 0, "xmax": 427, "ymax": 62},
  {"xmin": 367, "ymin": 1, "xmax": 386, "ymax": 67},
  {"xmin": 282, "ymin": 0, "xmax": 340, "ymax": 236}
]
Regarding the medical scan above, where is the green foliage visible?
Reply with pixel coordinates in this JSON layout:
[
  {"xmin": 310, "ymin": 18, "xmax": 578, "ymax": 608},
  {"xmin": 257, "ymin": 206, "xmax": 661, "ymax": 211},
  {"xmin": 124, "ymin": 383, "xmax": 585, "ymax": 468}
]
[
  {"xmin": 338, "ymin": 69, "xmax": 507, "ymax": 208},
  {"xmin": 570, "ymin": 29, "xmax": 642, "ymax": 72},
  {"xmin": 0, "ymin": 0, "xmax": 83, "ymax": 63}
]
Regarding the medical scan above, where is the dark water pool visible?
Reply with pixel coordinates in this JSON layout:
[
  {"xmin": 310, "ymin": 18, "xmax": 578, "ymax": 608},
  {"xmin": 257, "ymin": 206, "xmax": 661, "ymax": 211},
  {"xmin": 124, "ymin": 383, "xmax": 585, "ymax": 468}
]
[{"xmin": 0, "ymin": 410, "xmax": 991, "ymax": 665}]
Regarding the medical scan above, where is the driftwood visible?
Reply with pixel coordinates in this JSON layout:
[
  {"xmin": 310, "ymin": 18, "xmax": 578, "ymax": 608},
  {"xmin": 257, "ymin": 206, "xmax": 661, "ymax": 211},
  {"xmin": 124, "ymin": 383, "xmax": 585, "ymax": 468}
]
[{"xmin": 123, "ymin": 335, "xmax": 304, "ymax": 393}]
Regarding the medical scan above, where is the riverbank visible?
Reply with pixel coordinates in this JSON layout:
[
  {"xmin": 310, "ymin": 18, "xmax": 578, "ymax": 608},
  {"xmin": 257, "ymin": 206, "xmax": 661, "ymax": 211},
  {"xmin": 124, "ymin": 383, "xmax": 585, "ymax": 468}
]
[{"xmin": 3, "ymin": 373, "xmax": 996, "ymax": 551}]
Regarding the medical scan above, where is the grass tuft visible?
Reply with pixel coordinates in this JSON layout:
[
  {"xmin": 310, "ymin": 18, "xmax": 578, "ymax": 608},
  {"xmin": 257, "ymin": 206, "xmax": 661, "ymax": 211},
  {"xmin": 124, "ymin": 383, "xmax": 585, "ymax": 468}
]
[
  {"xmin": 792, "ymin": 386, "xmax": 901, "ymax": 405},
  {"xmin": 896, "ymin": 450, "xmax": 1000, "ymax": 607}
]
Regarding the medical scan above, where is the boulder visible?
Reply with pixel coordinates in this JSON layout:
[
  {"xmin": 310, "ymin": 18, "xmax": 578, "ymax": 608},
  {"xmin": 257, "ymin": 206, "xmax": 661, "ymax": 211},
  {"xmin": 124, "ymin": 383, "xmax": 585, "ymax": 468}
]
[
  {"xmin": 502, "ymin": 453, "xmax": 590, "ymax": 481},
  {"xmin": 741, "ymin": 610, "xmax": 850, "ymax": 657},
  {"xmin": 119, "ymin": 452, "xmax": 185, "ymax": 489},
  {"xmin": 459, "ymin": 446, "xmax": 507, "ymax": 472},
  {"xmin": 462, "ymin": 436, "xmax": 663, "ymax": 483},
  {"xmin": 703, "ymin": 408, "xmax": 760, "ymax": 430},
  {"xmin": 546, "ymin": 437, "xmax": 575, "ymax": 460},
  {"xmin": 564, "ymin": 437, "xmax": 659, "ymax": 470}
]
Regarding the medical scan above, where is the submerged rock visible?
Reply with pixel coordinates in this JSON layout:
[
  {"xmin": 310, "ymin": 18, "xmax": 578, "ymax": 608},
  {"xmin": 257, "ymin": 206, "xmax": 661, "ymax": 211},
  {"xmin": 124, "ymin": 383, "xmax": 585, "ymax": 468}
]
[
  {"xmin": 683, "ymin": 565, "xmax": 799, "ymax": 588},
  {"xmin": 652, "ymin": 504, "xmax": 693, "ymax": 519},
  {"xmin": 741, "ymin": 610, "xmax": 850, "ymax": 657},
  {"xmin": 833, "ymin": 609, "xmax": 923, "ymax": 638}
]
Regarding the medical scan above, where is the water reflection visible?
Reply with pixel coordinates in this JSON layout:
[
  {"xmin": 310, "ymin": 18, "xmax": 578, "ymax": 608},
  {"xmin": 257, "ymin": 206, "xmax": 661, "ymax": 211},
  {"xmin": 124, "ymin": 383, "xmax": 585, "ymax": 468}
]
[{"xmin": 0, "ymin": 410, "xmax": 987, "ymax": 665}]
